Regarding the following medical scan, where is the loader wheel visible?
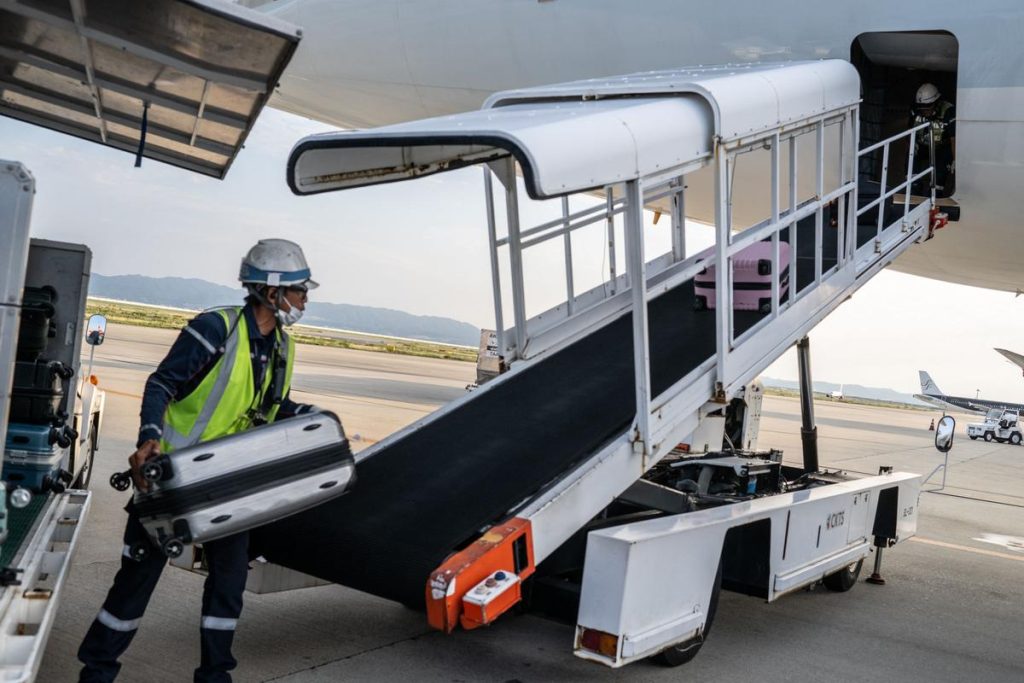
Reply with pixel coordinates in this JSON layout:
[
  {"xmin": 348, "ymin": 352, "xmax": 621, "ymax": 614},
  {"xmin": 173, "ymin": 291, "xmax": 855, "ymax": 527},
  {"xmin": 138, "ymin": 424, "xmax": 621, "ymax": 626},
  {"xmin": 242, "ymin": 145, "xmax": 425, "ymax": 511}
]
[
  {"xmin": 1011, "ymin": 433, "xmax": 1022, "ymax": 445},
  {"xmin": 984, "ymin": 432, "xmax": 994, "ymax": 442},
  {"xmin": 823, "ymin": 559, "xmax": 863, "ymax": 592},
  {"xmin": 653, "ymin": 560, "xmax": 722, "ymax": 667},
  {"xmin": 969, "ymin": 435, "xmax": 978, "ymax": 440}
]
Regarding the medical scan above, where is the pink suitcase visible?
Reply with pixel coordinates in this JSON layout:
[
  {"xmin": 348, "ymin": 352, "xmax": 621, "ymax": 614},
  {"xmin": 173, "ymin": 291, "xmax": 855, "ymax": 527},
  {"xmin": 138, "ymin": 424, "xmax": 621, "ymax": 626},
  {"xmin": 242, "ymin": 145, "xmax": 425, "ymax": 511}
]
[{"xmin": 693, "ymin": 241, "xmax": 791, "ymax": 314}]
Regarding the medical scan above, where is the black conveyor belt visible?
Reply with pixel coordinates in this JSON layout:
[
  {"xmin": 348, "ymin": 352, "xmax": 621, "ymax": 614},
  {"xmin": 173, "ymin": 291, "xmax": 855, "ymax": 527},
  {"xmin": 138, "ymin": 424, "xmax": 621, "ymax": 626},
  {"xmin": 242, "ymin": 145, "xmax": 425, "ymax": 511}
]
[{"xmin": 251, "ymin": 200, "xmax": 882, "ymax": 607}]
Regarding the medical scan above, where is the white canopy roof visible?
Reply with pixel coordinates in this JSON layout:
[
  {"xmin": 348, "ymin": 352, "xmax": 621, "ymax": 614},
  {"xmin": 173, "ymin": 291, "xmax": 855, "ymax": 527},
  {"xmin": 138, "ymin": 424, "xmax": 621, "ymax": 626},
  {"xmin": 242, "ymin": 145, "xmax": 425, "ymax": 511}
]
[
  {"xmin": 288, "ymin": 60, "xmax": 859, "ymax": 198},
  {"xmin": 0, "ymin": 0, "xmax": 300, "ymax": 178}
]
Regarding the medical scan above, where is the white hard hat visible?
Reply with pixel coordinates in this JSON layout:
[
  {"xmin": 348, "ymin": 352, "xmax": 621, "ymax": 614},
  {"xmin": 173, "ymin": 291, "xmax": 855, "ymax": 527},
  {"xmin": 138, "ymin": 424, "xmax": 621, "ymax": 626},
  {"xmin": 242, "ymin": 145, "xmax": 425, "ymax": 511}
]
[
  {"xmin": 239, "ymin": 238, "xmax": 319, "ymax": 289},
  {"xmin": 915, "ymin": 83, "xmax": 940, "ymax": 105}
]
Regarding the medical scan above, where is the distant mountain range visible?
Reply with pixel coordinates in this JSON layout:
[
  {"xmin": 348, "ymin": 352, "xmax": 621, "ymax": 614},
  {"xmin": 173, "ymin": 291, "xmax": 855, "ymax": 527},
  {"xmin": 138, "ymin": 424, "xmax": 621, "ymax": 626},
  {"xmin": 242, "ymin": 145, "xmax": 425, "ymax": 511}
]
[
  {"xmin": 760, "ymin": 377, "xmax": 930, "ymax": 407},
  {"xmin": 89, "ymin": 274, "xmax": 480, "ymax": 346}
]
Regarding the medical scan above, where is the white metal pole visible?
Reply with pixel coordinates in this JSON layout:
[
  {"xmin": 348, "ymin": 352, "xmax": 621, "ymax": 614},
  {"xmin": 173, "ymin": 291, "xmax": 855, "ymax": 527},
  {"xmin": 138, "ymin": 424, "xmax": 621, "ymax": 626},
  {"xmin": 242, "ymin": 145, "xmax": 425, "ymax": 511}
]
[
  {"xmin": 714, "ymin": 142, "xmax": 730, "ymax": 393},
  {"xmin": 562, "ymin": 196, "xmax": 575, "ymax": 315},
  {"xmin": 624, "ymin": 180, "xmax": 651, "ymax": 460},
  {"xmin": 671, "ymin": 177, "xmax": 686, "ymax": 262},
  {"xmin": 606, "ymin": 193, "xmax": 617, "ymax": 295},
  {"xmin": 503, "ymin": 158, "xmax": 529, "ymax": 359},
  {"xmin": 770, "ymin": 133, "xmax": 781, "ymax": 315},
  {"xmin": 788, "ymin": 136, "xmax": 799, "ymax": 293},
  {"xmin": 482, "ymin": 168, "xmax": 505, "ymax": 360},
  {"xmin": 850, "ymin": 111, "xmax": 860, "ymax": 261},
  {"xmin": 815, "ymin": 122, "xmax": 825, "ymax": 283},
  {"xmin": 877, "ymin": 143, "xmax": 889, "ymax": 244}
]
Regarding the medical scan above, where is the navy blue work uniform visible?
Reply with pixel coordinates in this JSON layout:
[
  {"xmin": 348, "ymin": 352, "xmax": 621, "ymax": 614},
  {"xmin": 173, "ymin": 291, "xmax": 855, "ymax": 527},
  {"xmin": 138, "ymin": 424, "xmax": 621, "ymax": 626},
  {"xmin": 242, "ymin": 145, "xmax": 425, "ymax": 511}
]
[{"xmin": 78, "ymin": 303, "xmax": 313, "ymax": 682}]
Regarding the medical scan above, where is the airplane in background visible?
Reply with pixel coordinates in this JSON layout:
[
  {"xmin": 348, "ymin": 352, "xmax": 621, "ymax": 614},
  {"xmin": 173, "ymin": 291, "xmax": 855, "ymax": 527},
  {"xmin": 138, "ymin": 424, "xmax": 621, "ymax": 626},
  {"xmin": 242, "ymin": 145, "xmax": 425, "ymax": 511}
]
[
  {"xmin": 830, "ymin": 385, "xmax": 845, "ymax": 401},
  {"xmin": 915, "ymin": 370, "xmax": 1024, "ymax": 415},
  {"xmin": 258, "ymin": 0, "xmax": 1024, "ymax": 297}
]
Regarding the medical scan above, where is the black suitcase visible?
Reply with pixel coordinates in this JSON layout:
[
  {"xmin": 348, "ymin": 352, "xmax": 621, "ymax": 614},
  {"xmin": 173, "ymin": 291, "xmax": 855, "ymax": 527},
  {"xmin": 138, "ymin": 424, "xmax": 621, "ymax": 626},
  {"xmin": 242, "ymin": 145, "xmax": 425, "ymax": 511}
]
[
  {"xmin": 113, "ymin": 411, "xmax": 357, "ymax": 558},
  {"xmin": 9, "ymin": 359, "xmax": 73, "ymax": 425},
  {"xmin": 16, "ymin": 285, "xmax": 57, "ymax": 361}
]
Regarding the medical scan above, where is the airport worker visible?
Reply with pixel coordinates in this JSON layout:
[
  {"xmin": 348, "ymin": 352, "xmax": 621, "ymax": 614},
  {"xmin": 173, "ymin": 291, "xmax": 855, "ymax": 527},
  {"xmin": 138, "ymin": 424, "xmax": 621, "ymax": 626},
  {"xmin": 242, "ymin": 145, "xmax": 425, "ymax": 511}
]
[
  {"xmin": 78, "ymin": 239, "xmax": 320, "ymax": 683},
  {"xmin": 910, "ymin": 83, "xmax": 956, "ymax": 196}
]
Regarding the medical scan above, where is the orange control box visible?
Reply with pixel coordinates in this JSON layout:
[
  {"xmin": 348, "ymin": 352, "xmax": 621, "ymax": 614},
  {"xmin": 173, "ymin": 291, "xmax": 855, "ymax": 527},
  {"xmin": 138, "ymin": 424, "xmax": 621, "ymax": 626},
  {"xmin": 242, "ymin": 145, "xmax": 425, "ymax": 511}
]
[
  {"xmin": 425, "ymin": 517, "xmax": 534, "ymax": 632},
  {"xmin": 460, "ymin": 570, "xmax": 521, "ymax": 628}
]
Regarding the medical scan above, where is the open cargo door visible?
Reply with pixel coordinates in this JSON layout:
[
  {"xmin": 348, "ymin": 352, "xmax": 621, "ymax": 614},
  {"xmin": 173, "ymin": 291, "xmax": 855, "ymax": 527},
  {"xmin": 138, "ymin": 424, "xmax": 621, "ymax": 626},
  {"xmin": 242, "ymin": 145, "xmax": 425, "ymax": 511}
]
[{"xmin": 0, "ymin": 0, "xmax": 300, "ymax": 177}]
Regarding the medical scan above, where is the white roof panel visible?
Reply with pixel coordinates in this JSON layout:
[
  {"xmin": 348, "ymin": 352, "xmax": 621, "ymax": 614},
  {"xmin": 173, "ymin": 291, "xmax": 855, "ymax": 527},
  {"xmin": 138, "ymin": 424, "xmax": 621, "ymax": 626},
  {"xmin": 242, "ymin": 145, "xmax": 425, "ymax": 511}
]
[
  {"xmin": 288, "ymin": 60, "xmax": 859, "ymax": 197},
  {"xmin": 289, "ymin": 96, "xmax": 714, "ymax": 198}
]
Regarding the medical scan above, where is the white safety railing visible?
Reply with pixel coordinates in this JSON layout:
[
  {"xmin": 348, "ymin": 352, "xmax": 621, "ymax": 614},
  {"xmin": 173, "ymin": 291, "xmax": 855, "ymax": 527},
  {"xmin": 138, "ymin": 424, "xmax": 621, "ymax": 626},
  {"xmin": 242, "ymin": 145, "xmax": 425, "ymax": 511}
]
[
  {"xmin": 856, "ymin": 120, "xmax": 933, "ymax": 264},
  {"xmin": 481, "ymin": 109, "xmax": 932, "ymax": 466}
]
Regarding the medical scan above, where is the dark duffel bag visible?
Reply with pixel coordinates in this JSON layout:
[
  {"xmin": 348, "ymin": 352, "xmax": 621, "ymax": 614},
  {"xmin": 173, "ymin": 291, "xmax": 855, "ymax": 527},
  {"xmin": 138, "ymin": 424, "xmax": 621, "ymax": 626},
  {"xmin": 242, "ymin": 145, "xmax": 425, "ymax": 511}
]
[
  {"xmin": 16, "ymin": 286, "xmax": 57, "ymax": 362},
  {"xmin": 10, "ymin": 359, "xmax": 74, "ymax": 425}
]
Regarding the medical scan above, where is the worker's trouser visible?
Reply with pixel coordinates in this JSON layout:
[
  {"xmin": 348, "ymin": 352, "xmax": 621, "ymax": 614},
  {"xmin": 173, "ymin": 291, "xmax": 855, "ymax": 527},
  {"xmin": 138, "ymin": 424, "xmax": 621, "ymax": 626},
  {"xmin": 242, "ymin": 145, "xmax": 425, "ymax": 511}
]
[{"xmin": 77, "ymin": 513, "xmax": 249, "ymax": 683}]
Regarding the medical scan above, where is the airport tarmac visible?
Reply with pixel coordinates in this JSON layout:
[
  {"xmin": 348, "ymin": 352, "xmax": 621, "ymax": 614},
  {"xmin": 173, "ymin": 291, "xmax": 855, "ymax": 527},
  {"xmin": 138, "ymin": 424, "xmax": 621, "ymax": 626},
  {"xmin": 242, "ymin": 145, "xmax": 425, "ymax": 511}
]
[{"xmin": 38, "ymin": 323, "xmax": 1024, "ymax": 682}]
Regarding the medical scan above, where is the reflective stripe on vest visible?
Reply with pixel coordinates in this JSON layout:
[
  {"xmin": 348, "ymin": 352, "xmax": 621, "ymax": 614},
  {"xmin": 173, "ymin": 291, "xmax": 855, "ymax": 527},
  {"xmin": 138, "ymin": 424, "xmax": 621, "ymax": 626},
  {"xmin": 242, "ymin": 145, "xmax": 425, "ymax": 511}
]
[{"xmin": 161, "ymin": 308, "xmax": 294, "ymax": 452}]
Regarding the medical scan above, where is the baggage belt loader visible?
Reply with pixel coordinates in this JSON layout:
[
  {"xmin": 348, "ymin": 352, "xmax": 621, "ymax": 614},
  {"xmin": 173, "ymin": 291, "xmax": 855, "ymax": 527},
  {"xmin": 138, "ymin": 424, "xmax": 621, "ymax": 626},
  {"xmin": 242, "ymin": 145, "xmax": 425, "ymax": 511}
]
[{"xmin": 254, "ymin": 60, "xmax": 937, "ymax": 667}]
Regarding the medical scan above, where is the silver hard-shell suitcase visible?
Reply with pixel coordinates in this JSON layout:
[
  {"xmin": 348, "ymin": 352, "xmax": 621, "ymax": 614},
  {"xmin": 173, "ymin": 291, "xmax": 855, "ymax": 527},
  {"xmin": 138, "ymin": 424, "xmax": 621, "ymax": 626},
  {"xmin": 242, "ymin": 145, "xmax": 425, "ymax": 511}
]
[{"xmin": 116, "ymin": 411, "xmax": 355, "ymax": 558}]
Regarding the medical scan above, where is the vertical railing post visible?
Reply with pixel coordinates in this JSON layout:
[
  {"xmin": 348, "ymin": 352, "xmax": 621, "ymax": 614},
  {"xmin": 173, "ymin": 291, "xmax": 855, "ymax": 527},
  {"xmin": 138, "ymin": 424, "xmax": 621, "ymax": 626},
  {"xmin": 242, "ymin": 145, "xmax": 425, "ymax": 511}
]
[
  {"xmin": 606, "ymin": 193, "xmax": 617, "ymax": 296},
  {"xmin": 624, "ymin": 179, "xmax": 651, "ymax": 460},
  {"xmin": 714, "ymin": 140, "xmax": 730, "ymax": 396},
  {"xmin": 562, "ymin": 196, "xmax": 575, "ymax": 315},
  {"xmin": 502, "ymin": 157, "xmax": 529, "ymax": 359},
  {"xmin": 849, "ymin": 111, "xmax": 860, "ymax": 262},
  {"xmin": 814, "ymin": 121, "xmax": 825, "ymax": 284},
  {"xmin": 788, "ymin": 135, "xmax": 799, "ymax": 288},
  {"xmin": 770, "ymin": 133, "xmax": 781, "ymax": 315},
  {"xmin": 483, "ymin": 168, "xmax": 505, "ymax": 360},
  {"xmin": 671, "ymin": 177, "xmax": 686, "ymax": 262},
  {"xmin": 905, "ymin": 128, "xmax": 916, "ymax": 221},
  {"xmin": 876, "ymin": 143, "xmax": 889, "ymax": 246}
]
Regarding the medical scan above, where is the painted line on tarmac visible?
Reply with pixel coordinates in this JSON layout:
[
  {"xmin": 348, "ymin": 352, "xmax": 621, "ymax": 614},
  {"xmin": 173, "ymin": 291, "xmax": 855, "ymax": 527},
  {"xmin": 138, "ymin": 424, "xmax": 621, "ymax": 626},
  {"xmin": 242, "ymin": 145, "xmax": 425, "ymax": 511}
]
[{"xmin": 910, "ymin": 536, "xmax": 1024, "ymax": 563}]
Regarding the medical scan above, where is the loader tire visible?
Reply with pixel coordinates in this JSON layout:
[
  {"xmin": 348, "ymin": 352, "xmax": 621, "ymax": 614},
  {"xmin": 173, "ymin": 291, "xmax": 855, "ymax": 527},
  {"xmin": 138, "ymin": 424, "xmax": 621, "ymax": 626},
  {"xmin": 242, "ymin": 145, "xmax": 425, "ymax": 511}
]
[
  {"xmin": 1011, "ymin": 433, "xmax": 1022, "ymax": 445},
  {"xmin": 653, "ymin": 559, "xmax": 722, "ymax": 667},
  {"xmin": 823, "ymin": 559, "xmax": 863, "ymax": 592},
  {"xmin": 984, "ymin": 432, "xmax": 994, "ymax": 442}
]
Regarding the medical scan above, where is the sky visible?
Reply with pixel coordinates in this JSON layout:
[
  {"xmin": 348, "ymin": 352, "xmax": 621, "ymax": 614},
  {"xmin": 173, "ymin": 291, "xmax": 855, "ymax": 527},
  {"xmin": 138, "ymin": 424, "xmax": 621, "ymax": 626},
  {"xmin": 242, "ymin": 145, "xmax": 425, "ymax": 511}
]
[{"xmin": 4, "ymin": 110, "xmax": 1024, "ymax": 401}]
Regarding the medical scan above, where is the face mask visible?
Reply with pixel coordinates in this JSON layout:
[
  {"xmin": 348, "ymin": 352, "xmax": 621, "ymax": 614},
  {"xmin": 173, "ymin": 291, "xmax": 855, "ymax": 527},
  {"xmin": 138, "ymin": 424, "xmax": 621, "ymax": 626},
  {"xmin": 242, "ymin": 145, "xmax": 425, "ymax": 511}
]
[{"xmin": 275, "ymin": 306, "xmax": 303, "ymax": 327}]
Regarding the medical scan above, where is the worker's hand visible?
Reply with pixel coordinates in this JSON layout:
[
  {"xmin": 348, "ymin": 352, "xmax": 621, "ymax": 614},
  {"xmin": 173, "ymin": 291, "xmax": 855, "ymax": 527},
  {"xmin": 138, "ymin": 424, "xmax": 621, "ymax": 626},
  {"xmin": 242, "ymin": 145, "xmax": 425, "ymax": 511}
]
[{"xmin": 129, "ymin": 439, "xmax": 161, "ymax": 492}]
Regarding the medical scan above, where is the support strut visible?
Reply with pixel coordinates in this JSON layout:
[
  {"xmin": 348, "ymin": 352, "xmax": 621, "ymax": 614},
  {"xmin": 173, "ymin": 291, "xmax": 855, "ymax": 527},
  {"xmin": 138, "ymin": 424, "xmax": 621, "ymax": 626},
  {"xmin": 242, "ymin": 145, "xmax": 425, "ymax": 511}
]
[{"xmin": 796, "ymin": 336, "xmax": 819, "ymax": 473}]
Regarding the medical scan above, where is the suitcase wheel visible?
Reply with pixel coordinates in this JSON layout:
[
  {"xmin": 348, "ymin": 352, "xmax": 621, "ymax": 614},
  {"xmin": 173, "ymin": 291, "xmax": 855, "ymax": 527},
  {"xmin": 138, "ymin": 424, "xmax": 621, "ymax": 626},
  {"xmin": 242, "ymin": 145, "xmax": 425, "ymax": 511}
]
[
  {"xmin": 161, "ymin": 538, "xmax": 185, "ymax": 558},
  {"xmin": 110, "ymin": 471, "xmax": 132, "ymax": 491},
  {"xmin": 128, "ymin": 542, "xmax": 150, "ymax": 562},
  {"xmin": 141, "ymin": 461, "xmax": 164, "ymax": 483}
]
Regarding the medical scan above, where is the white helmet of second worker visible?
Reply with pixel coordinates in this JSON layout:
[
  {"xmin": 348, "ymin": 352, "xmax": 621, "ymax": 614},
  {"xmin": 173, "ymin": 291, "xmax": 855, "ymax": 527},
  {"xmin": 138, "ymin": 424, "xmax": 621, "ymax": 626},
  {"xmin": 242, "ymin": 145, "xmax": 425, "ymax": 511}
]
[
  {"xmin": 238, "ymin": 238, "xmax": 319, "ymax": 290},
  {"xmin": 915, "ymin": 83, "xmax": 941, "ymax": 106}
]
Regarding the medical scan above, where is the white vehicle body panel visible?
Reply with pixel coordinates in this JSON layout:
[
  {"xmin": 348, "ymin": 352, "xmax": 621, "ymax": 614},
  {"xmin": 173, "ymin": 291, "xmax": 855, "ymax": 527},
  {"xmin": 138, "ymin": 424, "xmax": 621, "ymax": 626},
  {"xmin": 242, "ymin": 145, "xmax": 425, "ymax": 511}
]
[{"xmin": 575, "ymin": 472, "xmax": 920, "ymax": 667}]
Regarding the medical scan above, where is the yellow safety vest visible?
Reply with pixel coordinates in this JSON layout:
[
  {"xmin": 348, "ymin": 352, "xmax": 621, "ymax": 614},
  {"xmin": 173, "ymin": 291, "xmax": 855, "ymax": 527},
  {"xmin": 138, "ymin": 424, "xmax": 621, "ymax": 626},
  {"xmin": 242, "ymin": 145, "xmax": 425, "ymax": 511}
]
[
  {"xmin": 160, "ymin": 308, "xmax": 295, "ymax": 452},
  {"xmin": 914, "ymin": 100, "xmax": 954, "ymax": 148}
]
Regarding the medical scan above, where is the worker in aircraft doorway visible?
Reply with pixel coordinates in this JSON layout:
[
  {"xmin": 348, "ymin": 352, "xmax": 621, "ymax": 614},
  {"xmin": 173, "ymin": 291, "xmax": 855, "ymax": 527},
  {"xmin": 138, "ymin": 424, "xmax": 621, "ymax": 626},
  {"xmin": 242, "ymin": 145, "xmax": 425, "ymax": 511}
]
[
  {"xmin": 910, "ymin": 82, "xmax": 956, "ymax": 197},
  {"xmin": 78, "ymin": 239, "xmax": 320, "ymax": 683}
]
